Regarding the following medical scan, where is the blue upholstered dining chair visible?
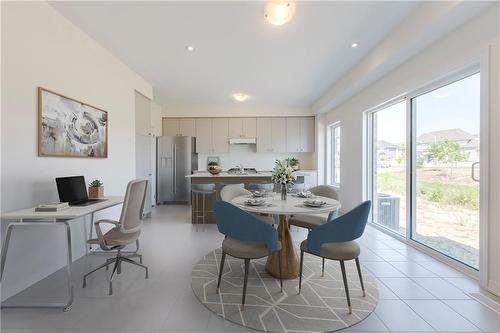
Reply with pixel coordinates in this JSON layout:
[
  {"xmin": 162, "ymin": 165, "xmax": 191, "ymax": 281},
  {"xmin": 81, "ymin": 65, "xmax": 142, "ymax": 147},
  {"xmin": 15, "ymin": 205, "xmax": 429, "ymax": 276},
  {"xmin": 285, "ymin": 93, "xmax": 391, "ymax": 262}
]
[
  {"xmin": 214, "ymin": 201, "xmax": 282, "ymax": 310},
  {"xmin": 298, "ymin": 200, "xmax": 371, "ymax": 314}
]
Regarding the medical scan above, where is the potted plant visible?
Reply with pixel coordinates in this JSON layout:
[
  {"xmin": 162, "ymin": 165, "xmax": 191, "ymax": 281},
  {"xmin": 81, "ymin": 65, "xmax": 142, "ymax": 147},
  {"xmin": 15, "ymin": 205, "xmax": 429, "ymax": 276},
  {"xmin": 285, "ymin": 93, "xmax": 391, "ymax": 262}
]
[
  {"xmin": 207, "ymin": 160, "xmax": 222, "ymax": 175},
  {"xmin": 271, "ymin": 159, "xmax": 296, "ymax": 200},
  {"xmin": 287, "ymin": 157, "xmax": 300, "ymax": 170},
  {"xmin": 88, "ymin": 179, "xmax": 104, "ymax": 198}
]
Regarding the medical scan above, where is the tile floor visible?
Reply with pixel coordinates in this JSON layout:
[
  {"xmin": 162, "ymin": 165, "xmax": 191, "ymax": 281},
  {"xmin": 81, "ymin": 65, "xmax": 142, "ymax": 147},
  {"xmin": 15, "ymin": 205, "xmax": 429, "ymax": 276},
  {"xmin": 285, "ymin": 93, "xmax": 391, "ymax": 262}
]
[{"xmin": 1, "ymin": 204, "xmax": 499, "ymax": 333}]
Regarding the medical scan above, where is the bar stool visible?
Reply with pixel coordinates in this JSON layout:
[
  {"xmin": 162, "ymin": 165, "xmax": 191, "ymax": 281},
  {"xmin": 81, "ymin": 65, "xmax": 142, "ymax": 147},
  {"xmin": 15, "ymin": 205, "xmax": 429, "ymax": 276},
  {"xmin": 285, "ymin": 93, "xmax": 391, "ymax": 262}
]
[
  {"xmin": 248, "ymin": 183, "xmax": 275, "ymax": 192},
  {"xmin": 191, "ymin": 184, "xmax": 216, "ymax": 227}
]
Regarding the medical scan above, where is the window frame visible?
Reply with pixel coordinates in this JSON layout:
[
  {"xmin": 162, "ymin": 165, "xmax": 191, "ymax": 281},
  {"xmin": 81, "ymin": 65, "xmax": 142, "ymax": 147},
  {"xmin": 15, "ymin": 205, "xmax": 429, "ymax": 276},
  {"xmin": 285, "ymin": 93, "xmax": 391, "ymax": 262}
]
[{"xmin": 327, "ymin": 121, "xmax": 341, "ymax": 187}]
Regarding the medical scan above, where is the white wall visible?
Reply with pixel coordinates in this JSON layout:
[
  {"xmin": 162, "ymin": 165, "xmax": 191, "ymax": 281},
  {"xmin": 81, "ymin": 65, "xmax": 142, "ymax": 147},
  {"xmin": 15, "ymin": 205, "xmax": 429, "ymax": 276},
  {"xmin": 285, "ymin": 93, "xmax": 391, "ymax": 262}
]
[
  {"xmin": 1, "ymin": 2, "xmax": 153, "ymax": 299},
  {"xmin": 197, "ymin": 145, "xmax": 313, "ymax": 171},
  {"xmin": 322, "ymin": 6, "xmax": 500, "ymax": 295}
]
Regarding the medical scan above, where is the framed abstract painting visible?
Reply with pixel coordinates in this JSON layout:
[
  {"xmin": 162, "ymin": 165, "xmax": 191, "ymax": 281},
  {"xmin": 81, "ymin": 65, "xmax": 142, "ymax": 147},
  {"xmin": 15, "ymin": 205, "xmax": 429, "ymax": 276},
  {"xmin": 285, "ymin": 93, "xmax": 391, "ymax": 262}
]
[{"xmin": 38, "ymin": 87, "xmax": 108, "ymax": 158}]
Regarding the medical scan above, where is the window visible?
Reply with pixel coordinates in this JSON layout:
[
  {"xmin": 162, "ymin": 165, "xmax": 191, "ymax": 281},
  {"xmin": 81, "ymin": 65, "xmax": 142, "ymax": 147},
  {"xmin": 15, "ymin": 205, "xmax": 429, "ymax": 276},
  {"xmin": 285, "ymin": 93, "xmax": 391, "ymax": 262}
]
[
  {"xmin": 328, "ymin": 122, "xmax": 341, "ymax": 186},
  {"xmin": 366, "ymin": 70, "xmax": 481, "ymax": 269}
]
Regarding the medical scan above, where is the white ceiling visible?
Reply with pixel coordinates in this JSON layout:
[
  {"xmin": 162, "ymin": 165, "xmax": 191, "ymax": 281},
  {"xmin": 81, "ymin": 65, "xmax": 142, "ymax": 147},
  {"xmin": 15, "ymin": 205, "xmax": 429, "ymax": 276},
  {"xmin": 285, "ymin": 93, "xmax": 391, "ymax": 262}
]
[{"xmin": 49, "ymin": 1, "xmax": 420, "ymax": 111}]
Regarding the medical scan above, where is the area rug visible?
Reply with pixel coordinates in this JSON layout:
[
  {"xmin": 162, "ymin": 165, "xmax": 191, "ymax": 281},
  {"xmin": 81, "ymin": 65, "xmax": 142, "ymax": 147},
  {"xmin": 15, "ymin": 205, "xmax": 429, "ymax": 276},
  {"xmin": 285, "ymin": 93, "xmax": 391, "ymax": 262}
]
[{"xmin": 191, "ymin": 248, "xmax": 379, "ymax": 333}]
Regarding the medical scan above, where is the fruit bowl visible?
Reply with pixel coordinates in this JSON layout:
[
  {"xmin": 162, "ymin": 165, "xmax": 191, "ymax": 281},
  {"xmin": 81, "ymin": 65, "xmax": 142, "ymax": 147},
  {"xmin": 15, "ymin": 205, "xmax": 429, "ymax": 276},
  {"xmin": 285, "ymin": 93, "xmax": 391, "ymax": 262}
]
[{"xmin": 208, "ymin": 166, "xmax": 222, "ymax": 175}]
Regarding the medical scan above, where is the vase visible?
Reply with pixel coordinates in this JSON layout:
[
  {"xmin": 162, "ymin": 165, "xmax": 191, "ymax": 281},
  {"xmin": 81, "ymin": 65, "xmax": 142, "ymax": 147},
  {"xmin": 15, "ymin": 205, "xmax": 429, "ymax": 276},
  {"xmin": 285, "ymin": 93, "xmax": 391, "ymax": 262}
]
[
  {"xmin": 88, "ymin": 186, "xmax": 104, "ymax": 198},
  {"xmin": 280, "ymin": 184, "xmax": 287, "ymax": 200}
]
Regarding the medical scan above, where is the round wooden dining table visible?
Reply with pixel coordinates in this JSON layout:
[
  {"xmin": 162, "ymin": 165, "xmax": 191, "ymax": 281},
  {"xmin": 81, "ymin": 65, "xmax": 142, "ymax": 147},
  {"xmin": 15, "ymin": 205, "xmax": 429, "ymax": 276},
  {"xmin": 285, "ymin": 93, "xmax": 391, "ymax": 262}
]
[{"xmin": 231, "ymin": 193, "xmax": 341, "ymax": 279}]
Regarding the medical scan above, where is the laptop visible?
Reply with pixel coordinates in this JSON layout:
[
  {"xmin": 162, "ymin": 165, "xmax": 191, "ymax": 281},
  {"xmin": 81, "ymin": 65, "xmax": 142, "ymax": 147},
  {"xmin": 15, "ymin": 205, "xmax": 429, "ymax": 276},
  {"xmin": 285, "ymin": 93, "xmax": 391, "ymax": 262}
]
[{"xmin": 56, "ymin": 176, "xmax": 107, "ymax": 206}]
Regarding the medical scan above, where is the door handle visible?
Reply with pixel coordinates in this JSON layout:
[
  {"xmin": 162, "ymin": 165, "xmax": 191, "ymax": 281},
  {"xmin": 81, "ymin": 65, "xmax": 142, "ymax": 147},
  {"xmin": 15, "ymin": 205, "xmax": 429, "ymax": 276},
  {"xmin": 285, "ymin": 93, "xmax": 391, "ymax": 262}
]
[{"xmin": 471, "ymin": 162, "xmax": 480, "ymax": 182}]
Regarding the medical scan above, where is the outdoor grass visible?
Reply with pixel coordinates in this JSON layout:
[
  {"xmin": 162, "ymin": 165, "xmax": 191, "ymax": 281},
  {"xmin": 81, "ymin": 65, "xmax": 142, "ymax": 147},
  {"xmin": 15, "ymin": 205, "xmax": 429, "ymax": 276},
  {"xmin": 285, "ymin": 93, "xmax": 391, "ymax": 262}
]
[{"xmin": 378, "ymin": 171, "xmax": 479, "ymax": 210}]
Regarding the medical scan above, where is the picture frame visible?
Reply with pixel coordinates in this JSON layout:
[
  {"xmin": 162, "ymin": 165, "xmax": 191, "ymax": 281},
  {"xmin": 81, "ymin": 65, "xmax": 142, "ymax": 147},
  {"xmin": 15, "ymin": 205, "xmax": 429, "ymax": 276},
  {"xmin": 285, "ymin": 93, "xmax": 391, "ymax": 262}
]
[{"xmin": 38, "ymin": 87, "xmax": 108, "ymax": 158}]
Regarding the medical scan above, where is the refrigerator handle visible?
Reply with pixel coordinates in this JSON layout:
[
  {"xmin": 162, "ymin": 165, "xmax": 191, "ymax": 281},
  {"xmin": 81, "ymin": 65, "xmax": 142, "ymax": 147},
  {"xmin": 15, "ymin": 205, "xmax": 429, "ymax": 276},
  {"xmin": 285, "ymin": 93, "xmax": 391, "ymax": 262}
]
[{"xmin": 173, "ymin": 143, "xmax": 177, "ymax": 193}]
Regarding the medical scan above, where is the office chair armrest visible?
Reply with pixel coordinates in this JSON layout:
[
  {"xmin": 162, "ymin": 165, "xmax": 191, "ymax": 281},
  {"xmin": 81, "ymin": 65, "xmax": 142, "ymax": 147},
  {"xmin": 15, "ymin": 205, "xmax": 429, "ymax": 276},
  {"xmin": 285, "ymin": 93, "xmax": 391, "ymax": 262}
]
[
  {"xmin": 95, "ymin": 219, "xmax": 120, "ymax": 227},
  {"xmin": 93, "ymin": 220, "xmax": 117, "ymax": 251}
]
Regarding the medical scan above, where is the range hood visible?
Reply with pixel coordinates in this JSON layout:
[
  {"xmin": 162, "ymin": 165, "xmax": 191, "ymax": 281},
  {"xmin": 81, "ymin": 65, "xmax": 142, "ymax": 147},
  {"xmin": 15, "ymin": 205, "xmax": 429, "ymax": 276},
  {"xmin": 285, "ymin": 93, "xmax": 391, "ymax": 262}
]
[{"xmin": 229, "ymin": 138, "xmax": 257, "ymax": 144}]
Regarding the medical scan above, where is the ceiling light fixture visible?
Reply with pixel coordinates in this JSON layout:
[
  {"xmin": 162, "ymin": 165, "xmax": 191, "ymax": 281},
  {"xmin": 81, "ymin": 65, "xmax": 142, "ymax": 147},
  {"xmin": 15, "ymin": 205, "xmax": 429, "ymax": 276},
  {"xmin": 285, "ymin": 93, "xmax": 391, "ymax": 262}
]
[
  {"xmin": 351, "ymin": 42, "xmax": 358, "ymax": 48},
  {"xmin": 232, "ymin": 93, "xmax": 250, "ymax": 102},
  {"xmin": 265, "ymin": 1, "xmax": 296, "ymax": 26},
  {"xmin": 186, "ymin": 45, "xmax": 195, "ymax": 52}
]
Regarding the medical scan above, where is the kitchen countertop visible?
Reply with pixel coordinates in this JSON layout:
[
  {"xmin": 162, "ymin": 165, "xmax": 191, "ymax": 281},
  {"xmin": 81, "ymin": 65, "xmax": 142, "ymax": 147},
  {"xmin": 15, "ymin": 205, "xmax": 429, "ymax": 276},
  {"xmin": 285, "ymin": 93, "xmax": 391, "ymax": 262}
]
[
  {"xmin": 186, "ymin": 172, "xmax": 273, "ymax": 178},
  {"xmin": 186, "ymin": 170, "xmax": 317, "ymax": 178}
]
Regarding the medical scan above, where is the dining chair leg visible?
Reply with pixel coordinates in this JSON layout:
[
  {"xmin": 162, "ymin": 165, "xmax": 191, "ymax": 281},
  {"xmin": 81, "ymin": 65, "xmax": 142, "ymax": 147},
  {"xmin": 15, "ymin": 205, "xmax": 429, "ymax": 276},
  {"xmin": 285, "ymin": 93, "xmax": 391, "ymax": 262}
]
[
  {"xmin": 298, "ymin": 250, "xmax": 304, "ymax": 294},
  {"xmin": 216, "ymin": 252, "xmax": 226, "ymax": 294},
  {"xmin": 322, "ymin": 257, "xmax": 325, "ymax": 277},
  {"xmin": 339, "ymin": 260, "xmax": 352, "ymax": 314},
  {"xmin": 241, "ymin": 259, "xmax": 250, "ymax": 310},
  {"xmin": 278, "ymin": 250, "xmax": 283, "ymax": 292},
  {"xmin": 355, "ymin": 257, "xmax": 366, "ymax": 297}
]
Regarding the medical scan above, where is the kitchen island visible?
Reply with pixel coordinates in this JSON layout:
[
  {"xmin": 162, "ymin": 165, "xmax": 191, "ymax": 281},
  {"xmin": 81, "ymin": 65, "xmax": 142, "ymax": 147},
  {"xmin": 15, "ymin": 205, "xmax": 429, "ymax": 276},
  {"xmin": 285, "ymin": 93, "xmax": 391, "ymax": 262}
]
[
  {"xmin": 185, "ymin": 170, "xmax": 317, "ymax": 224},
  {"xmin": 186, "ymin": 172, "xmax": 274, "ymax": 224}
]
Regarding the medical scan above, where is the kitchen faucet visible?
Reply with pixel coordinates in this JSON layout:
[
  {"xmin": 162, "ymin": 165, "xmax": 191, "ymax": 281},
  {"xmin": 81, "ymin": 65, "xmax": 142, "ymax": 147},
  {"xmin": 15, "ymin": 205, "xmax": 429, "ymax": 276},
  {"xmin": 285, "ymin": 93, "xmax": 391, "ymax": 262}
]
[{"xmin": 238, "ymin": 164, "xmax": 244, "ymax": 174}]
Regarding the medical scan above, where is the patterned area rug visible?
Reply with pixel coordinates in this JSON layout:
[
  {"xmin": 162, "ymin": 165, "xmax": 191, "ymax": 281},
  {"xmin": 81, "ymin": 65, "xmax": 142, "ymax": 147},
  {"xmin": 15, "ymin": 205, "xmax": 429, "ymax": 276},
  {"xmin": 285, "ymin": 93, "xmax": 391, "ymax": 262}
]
[{"xmin": 191, "ymin": 248, "xmax": 379, "ymax": 333}]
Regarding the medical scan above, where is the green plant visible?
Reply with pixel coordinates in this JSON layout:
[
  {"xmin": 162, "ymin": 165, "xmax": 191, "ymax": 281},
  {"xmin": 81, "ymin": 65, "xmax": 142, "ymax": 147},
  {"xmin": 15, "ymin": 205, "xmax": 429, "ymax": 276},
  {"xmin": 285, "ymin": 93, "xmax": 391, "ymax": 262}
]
[
  {"xmin": 286, "ymin": 157, "xmax": 299, "ymax": 166},
  {"xmin": 429, "ymin": 140, "xmax": 467, "ymax": 175},
  {"xmin": 89, "ymin": 179, "xmax": 103, "ymax": 187},
  {"xmin": 207, "ymin": 160, "xmax": 219, "ymax": 166}
]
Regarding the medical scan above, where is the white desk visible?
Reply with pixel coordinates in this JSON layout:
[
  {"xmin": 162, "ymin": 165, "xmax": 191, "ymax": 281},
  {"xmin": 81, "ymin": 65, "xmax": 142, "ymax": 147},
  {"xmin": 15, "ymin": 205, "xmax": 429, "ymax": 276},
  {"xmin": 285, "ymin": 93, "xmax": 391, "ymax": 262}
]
[{"xmin": 0, "ymin": 196, "xmax": 124, "ymax": 311}]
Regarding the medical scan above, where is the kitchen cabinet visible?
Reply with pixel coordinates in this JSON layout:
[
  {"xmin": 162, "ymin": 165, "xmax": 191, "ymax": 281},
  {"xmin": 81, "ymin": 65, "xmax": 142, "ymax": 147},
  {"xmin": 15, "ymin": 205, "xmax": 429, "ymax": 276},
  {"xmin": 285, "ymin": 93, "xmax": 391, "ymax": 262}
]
[
  {"xmin": 229, "ymin": 118, "xmax": 256, "ymax": 138},
  {"xmin": 212, "ymin": 118, "xmax": 229, "ymax": 153},
  {"xmin": 179, "ymin": 119, "xmax": 196, "ymax": 137},
  {"xmin": 195, "ymin": 118, "xmax": 229, "ymax": 154},
  {"xmin": 286, "ymin": 117, "xmax": 315, "ymax": 153},
  {"xmin": 162, "ymin": 118, "xmax": 196, "ymax": 137},
  {"xmin": 257, "ymin": 118, "xmax": 286, "ymax": 153}
]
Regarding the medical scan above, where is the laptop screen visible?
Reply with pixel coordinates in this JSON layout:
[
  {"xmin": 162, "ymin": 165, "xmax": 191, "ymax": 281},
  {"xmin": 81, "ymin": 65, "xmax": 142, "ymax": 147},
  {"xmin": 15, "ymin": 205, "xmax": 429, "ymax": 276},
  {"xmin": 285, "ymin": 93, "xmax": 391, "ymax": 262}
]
[{"xmin": 56, "ymin": 176, "xmax": 88, "ymax": 204}]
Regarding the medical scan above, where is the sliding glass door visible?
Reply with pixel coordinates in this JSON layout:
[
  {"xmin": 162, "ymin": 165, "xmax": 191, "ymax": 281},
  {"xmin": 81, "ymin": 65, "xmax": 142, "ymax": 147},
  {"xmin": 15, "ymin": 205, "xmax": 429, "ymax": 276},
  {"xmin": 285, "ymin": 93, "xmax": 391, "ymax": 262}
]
[
  {"xmin": 369, "ymin": 100, "xmax": 407, "ymax": 236},
  {"xmin": 411, "ymin": 73, "xmax": 480, "ymax": 269},
  {"xmin": 368, "ymin": 71, "xmax": 481, "ymax": 270}
]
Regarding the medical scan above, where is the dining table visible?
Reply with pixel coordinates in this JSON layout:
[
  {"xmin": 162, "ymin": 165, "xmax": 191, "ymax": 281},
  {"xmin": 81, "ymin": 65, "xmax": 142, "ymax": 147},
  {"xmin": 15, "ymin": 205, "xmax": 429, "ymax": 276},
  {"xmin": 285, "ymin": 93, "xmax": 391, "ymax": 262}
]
[{"xmin": 231, "ymin": 193, "xmax": 341, "ymax": 279}]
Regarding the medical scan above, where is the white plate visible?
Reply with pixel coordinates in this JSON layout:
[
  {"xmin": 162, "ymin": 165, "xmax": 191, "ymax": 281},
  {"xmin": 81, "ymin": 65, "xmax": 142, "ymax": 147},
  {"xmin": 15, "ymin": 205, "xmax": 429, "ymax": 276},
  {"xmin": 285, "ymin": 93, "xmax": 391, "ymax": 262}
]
[
  {"xmin": 303, "ymin": 200, "xmax": 326, "ymax": 207},
  {"xmin": 244, "ymin": 199, "xmax": 267, "ymax": 206}
]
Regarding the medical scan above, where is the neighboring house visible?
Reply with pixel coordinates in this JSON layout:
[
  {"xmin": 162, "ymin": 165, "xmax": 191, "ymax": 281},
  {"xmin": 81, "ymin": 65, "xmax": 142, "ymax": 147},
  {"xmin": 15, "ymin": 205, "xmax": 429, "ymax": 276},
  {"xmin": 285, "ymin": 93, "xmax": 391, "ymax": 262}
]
[
  {"xmin": 417, "ymin": 128, "xmax": 479, "ymax": 163},
  {"xmin": 376, "ymin": 140, "xmax": 402, "ymax": 165}
]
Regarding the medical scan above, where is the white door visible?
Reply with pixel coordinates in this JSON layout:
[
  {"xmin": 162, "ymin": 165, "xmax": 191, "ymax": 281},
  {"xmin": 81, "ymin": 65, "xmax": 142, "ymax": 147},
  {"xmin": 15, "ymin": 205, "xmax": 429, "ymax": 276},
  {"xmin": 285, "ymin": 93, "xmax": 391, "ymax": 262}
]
[
  {"xmin": 135, "ymin": 91, "xmax": 152, "ymax": 216},
  {"xmin": 212, "ymin": 118, "xmax": 229, "ymax": 153},
  {"xmin": 195, "ymin": 118, "xmax": 212, "ymax": 153}
]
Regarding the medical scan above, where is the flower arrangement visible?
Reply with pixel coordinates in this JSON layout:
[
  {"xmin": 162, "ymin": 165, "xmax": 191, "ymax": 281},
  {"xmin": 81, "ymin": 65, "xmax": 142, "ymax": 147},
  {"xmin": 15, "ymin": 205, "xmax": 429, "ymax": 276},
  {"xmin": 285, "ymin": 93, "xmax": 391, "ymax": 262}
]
[{"xmin": 271, "ymin": 159, "xmax": 296, "ymax": 200}]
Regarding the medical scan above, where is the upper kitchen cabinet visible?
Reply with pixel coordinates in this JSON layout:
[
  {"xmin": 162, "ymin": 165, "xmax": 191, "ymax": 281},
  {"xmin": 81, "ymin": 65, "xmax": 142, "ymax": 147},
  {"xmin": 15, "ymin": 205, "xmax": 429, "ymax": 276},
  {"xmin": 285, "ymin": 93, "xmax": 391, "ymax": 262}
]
[
  {"xmin": 162, "ymin": 118, "xmax": 196, "ymax": 137},
  {"xmin": 286, "ymin": 117, "xmax": 315, "ymax": 153},
  {"xmin": 162, "ymin": 118, "xmax": 178, "ymax": 136},
  {"xmin": 229, "ymin": 118, "xmax": 257, "ymax": 138},
  {"xmin": 257, "ymin": 118, "xmax": 286, "ymax": 153},
  {"xmin": 195, "ymin": 118, "xmax": 229, "ymax": 154},
  {"xmin": 179, "ymin": 119, "xmax": 196, "ymax": 137},
  {"xmin": 212, "ymin": 118, "xmax": 230, "ymax": 153}
]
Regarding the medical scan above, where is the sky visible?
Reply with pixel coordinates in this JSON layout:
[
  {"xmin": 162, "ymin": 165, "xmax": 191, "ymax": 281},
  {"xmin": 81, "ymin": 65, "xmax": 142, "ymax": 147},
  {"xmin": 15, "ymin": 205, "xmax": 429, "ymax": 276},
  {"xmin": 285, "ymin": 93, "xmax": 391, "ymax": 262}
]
[{"xmin": 376, "ymin": 73, "xmax": 480, "ymax": 144}]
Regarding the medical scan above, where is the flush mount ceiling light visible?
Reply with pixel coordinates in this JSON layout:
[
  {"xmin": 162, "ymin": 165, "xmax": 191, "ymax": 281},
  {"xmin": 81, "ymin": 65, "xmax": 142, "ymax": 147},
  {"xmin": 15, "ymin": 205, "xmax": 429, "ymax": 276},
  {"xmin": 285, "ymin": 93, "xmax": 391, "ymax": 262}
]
[
  {"xmin": 232, "ymin": 93, "xmax": 250, "ymax": 102},
  {"xmin": 186, "ymin": 45, "xmax": 195, "ymax": 52},
  {"xmin": 264, "ymin": 1, "xmax": 296, "ymax": 26},
  {"xmin": 351, "ymin": 42, "xmax": 358, "ymax": 48}
]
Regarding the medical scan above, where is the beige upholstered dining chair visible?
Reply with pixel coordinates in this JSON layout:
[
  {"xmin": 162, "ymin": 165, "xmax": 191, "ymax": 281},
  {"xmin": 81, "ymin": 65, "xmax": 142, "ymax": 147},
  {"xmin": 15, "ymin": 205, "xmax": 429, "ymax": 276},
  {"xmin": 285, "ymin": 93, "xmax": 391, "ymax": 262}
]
[
  {"xmin": 288, "ymin": 185, "xmax": 340, "ymax": 276},
  {"xmin": 220, "ymin": 185, "xmax": 275, "ymax": 225},
  {"xmin": 83, "ymin": 179, "xmax": 149, "ymax": 295},
  {"xmin": 288, "ymin": 185, "xmax": 339, "ymax": 230}
]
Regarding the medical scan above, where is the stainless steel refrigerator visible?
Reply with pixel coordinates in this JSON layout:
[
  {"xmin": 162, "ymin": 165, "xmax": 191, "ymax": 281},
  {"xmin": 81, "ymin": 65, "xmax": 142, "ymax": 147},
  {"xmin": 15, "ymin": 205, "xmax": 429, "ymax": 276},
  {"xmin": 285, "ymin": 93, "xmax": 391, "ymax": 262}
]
[{"xmin": 157, "ymin": 136, "xmax": 198, "ymax": 204}]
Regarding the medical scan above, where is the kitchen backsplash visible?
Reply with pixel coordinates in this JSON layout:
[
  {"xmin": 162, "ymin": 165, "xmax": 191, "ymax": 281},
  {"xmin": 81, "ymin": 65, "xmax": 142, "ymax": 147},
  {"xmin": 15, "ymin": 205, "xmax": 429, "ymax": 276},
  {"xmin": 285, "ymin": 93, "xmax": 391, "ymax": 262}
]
[{"xmin": 197, "ymin": 144, "xmax": 313, "ymax": 171}]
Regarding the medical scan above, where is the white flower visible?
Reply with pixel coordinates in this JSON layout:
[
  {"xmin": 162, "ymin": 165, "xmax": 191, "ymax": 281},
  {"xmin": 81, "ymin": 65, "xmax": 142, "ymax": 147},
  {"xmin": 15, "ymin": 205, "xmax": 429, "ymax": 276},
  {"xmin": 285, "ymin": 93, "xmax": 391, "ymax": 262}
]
[{"xmin": 271, "ymin": 159, "xmax": 297, "ymax": 185}]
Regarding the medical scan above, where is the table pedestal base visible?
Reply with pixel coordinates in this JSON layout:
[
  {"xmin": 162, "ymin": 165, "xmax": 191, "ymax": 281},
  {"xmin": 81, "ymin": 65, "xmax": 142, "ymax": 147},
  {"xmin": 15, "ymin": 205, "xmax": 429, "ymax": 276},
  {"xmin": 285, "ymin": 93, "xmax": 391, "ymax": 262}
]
[{"xmin": 266, "ymin": 214, "xmax": 299, "ymax": 279}]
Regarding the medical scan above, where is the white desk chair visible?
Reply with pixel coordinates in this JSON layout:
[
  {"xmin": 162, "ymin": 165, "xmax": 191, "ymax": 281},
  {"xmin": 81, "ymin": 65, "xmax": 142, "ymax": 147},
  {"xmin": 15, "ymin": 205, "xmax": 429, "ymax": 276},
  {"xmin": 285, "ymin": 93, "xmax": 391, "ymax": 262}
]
[{"xmin": 83, "ymin": 179, "xmax": 149, "ymax": 295}]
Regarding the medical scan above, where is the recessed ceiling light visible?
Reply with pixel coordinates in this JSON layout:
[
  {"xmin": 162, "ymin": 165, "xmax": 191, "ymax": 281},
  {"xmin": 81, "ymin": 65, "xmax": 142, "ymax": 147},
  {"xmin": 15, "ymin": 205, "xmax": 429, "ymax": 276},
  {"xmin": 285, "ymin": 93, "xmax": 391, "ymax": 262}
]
[
  {"xmin": 232, "ymin": 93, "xmax": 250, "ymax": 102},
  {"xmin": 351, "ymin": 42, "xmax": 358, "ymax": 48},
  {"xmin": 186, "ymin": 45, "xmax": 195, "ymax": 52},
  {"xmin": 265, "ymin": 1, "xmax": 296, "ymax": 26}
]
